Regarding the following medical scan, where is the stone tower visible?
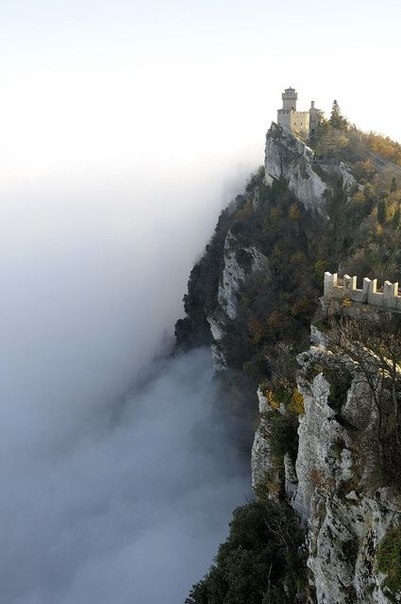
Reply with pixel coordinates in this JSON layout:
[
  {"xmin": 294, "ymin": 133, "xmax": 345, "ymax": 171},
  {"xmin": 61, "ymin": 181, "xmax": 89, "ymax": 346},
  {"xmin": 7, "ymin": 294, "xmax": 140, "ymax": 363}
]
[
  {"xmin": 282, "ymin": 87, "xmax": 298, "ymax": 111},
  {"xmin": 309, "ymin": 100, "xmax": 322, "ymax": 138},
  {"xmin": 277, "ymin": 87, "xmax": 299, "ymax": 132},
  {"xmin": 277, "ymin": 87, "xmax": 321, "ymax": 140}
]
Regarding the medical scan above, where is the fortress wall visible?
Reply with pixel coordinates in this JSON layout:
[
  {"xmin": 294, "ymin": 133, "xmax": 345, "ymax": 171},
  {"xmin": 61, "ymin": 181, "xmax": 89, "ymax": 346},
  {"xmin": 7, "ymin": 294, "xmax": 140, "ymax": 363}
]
[
  {"xmin": 277, "ymin": 108, "xmax": 292, "ymax": 130},
  {"xmin": 290, "ymin": 111, "xmax": 310, "ymax": 138},
  {"xmin": 323, "ymin": 272, "xmax": 401, "ymax": 311}
]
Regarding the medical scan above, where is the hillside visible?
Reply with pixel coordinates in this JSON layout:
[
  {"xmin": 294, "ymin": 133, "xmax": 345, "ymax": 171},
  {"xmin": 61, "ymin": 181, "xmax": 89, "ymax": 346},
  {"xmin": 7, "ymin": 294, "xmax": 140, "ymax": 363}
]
[{"xmin": 177, "ymin": 110, "xmax": 401, "ymax": 603}]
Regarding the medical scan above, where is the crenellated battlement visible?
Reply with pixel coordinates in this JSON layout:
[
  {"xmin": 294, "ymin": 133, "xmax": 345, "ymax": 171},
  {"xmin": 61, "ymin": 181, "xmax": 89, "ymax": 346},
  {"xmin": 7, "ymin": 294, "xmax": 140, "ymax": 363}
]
[{"xmin": 323, "ymin": 272, "xmax": 401, "ymax": 312}]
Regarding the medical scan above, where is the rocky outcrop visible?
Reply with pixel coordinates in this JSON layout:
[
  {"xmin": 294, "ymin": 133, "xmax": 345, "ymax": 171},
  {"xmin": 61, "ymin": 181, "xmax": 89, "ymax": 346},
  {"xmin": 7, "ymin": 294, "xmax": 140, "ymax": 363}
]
[
  {"xmin": 264, "ymin": 123, "xmax": 327, "ymax": 215},
  {"xmin": 216, "ymin": 231, "xmax": 247, "ymax": 321},
  {"xmin": 264, "ymin": 123, "xmax": 357, "ymax": 215},
  {"xmin": 251, "ymin": 389, "xmax": 280, "ymax": 497},
  {"xmin": 251, "ymin": 321, "xmax": 401, "ymax": 602},
  {"xmin": 216, "ymin": 232, "xmax": 270, "ymax": 322},
  {"xmin": 207, "ymin": 230, "xmax": 269, "ymax": 369},
  {"xmin": 292, "ymin": 332, "xmax": 401, "ymax": 603}
]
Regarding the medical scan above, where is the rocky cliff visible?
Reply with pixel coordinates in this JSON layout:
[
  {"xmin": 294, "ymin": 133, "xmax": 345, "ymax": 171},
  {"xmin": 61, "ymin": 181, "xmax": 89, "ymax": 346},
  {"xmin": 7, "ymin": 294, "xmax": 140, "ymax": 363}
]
[
  {"xmin": 264, "ymin": 123, "xmax": 327, "ymax": 215},
  {"xmin": 180, "ymin": 120, "xmax": 401, "ymax": 603},
  {"xmin": 292, "ymin": 332, "xmax": 401, "ymax": 603},
  {"xmin": 264, "ymin": 123, "xmax": 357, "ymax": 216},
  {"xmin": 250, "ymin": 315, "xmax": 401, "ymax": 602}
]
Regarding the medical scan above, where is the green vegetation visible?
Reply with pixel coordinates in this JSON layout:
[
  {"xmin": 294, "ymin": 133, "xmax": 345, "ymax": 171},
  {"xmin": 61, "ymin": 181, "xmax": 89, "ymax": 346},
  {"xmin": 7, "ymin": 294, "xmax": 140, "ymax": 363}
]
[
  {"xmin": 177, "ymin": 119, "xmax": 401, "ymax": 377},
  {"xmin": 175, "ymin": 193, "xmax": 244, "ymax": 350},
  {"xmin": 376, "ymin": 526, "xmax": 401, "ymax": 596},
  {"xmin": 313, "ymin": 101, "xmax": 401, "ymax": 167},
  {"xmin": 178, "ymin": 104, "xmax": 401, "ymax": 601},
  {"xmin": 323, "ymin": 365, "xmax": 353, "ymax": 413},
  {"xmin": 185, "ymin": 500, "xmax": 309, "ymax": 604},
  {"xmin": 309, "ymin": 107, "xmax": 401, "ymax": 283},
  {"xmin": 269, "ymin": 409, "xmax": 299, "ymax": 463},
  {"xmin": 329, "ymin": 99, "xmax": 349, "ymax": 131},
  {"xmin": 215, "ymin": 173, "xmax": 319, "ymax": 378},
  {"xmin": 176, "ymin": 167, "xmax": 320, "ymax": 368}
]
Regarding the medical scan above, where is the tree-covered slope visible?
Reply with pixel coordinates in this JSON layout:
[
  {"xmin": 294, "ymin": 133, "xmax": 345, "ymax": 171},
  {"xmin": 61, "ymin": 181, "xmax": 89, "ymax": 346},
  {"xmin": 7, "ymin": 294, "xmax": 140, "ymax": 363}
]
[{"xmin": 178, "ymin": 110, "xmax": 401, "ymax": 603}]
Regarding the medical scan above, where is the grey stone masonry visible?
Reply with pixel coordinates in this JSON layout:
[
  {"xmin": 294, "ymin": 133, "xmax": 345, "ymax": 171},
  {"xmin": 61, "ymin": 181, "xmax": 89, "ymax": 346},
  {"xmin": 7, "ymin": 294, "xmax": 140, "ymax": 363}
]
[{"xmin": 323, "ymin": 272, "xmax": 401, "ymax": 312}]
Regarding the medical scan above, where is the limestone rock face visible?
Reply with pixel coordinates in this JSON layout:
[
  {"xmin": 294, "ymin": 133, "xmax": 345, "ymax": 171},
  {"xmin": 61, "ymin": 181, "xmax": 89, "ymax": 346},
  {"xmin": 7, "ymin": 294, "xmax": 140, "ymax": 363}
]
[
  {"xmin": 207, "ymin": 229, "xmax": 269, "ymax": 369},
  {"xmin": 307, "ymin": 488, "xmax": 398, "ymax": 604},
  {"xmin": 264, "ymin": 123, "xmax": 357, "ymax": 215},
  {"xmin": 217, "ymin": 231, "xmax": 269, "ymax": 321},
  {"xmin": 250, "ymin": 325, "xmax": 401, "ymax": 602},
  {"xmin": 251, "ymin": 389, "xmax": 281, "ymax": 496},
  {"xmin": 217, "ymin": 231, "xmax": 246, "ymax": 321},
  {"xmin": 292, "ymin": 333, "xmax": 400, "ymax": 603},
  {"xmin": 264, "ymin": 123, "xmax": 327, "ymax": 214}
]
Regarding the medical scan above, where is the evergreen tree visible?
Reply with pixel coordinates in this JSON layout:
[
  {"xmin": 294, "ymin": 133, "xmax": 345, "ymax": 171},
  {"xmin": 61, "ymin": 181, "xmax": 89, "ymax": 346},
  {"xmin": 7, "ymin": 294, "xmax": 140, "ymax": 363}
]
[
  {"xmin": 329, "ymin": 99, "xmax": 348, "ymax": 130},
  {"xmin": 185, "ymin": 501, "xmax": 308, "ymax": 604}
]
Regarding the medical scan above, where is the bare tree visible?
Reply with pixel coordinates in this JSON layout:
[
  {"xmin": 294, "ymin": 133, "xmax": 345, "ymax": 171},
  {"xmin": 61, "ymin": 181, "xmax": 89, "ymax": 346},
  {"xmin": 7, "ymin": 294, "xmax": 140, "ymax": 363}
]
[{"xmin": 327, "ymin": 311, "xmax": 401, "ymax": 465}]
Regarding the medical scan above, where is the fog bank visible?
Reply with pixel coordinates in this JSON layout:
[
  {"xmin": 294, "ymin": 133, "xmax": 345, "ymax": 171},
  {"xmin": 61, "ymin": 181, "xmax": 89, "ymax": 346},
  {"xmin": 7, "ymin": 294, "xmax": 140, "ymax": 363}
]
[
  {"xmin": 1, "ymin": 349, "xmax": 248, "ymax": 604},
  {"xmin": 0, "ymin": 167, "xmax": 250, "ymax": 603}
]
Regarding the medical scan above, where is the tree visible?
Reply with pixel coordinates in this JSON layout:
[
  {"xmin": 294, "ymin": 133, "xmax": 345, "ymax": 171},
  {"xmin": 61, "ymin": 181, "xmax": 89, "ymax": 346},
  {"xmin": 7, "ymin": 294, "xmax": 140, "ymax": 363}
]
[
  {"xmin": 185, "ymin": 501, "xmax": 309, "ymax": 604},
  {"xmin": 326, "ymin": 311, "xmax": 401, "ymax": 478},
  {"xmin": 329, "ymin": 99, "xmax": 348, "ymax": 130}
]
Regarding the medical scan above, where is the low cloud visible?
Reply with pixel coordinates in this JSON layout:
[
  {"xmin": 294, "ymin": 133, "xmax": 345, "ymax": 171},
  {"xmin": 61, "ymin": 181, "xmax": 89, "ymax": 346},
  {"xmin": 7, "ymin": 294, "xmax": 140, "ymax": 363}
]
[
  {"xmin": 1, "ymin": 349, "xmax": 248, "ymax": 604},
  {"xmin": 0, "ymin": 170, "xmax": 250, "ymax": 603}
]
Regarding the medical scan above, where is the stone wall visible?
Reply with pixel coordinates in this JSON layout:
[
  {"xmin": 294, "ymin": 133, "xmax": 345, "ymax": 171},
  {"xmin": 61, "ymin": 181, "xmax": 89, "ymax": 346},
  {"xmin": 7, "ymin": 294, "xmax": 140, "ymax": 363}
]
[
  {"xmin": 290, "ymin": 110, "xmax": 310, "ymax": 139},
  {"xmin": 323, "ymin": 272, "xmax": 401, "ymax": 313},
  {"xmin": 277, "ymin": 108, "xmax": 310, "ymax": 138}
]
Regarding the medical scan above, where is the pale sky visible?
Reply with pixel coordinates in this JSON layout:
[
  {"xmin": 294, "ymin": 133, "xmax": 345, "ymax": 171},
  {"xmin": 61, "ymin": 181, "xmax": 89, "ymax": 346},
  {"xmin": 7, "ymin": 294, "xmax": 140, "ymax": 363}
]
[{"xmin": 0, "ymin": 0, "xmax": 400, "ymax": 188}]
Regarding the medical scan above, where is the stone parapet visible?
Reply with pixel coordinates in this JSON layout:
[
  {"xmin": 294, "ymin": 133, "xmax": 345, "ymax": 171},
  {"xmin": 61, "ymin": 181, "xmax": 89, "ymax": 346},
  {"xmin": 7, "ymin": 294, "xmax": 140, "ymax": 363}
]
[{"xmin": 323, "ymin": 272, "xmax": 401, "ymax": 312}]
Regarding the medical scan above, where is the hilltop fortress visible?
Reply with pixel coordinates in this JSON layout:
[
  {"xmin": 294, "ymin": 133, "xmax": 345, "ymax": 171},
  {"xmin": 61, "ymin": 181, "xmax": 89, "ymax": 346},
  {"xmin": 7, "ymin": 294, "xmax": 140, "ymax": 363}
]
[{"xmin": 277, "ymin": 87, "xmax": 323, "ymax": 139}]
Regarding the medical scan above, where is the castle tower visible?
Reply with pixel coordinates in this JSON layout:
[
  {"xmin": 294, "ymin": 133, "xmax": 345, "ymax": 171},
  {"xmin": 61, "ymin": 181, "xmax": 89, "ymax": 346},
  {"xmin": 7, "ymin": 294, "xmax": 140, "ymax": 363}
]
[
  {"xmin": 277, "ymin": 87, "xmax": 319, "ymax": 140},
  {"xmin": 277, "ymin": 88, "xmax": 296, "ymax": 131},
  {"xmin": 281, "ymin": 87, "xmax": 297, "ymax": 111}
]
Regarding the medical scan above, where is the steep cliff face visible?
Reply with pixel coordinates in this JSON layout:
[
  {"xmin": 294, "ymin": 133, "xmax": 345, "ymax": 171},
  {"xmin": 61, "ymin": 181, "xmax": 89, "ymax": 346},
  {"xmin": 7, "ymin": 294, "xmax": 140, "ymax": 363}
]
[
  {"xmin": 294, "ymin": 335, "xmax": 400, "ymax": 603},
  {"xmin": 250, "ymin": 323, "xmax": 401, "ymax": 603},
  {"xmin": 264, "ymin": 122, "xmax": 357, "ymax": 216},
  {"xmin": 207, "ymin": 230, "xmax": 270, "ymax": 370},
  {"xmin": 264, "ymin": 123, "xmax": 327, "ymax": 215},
  {"xmin": 258, "ymin": 126, "xmax": 401, "ymax": 602},
  {"xmin": 251, "ymin": 388, "xmax": 277, "ymax": 494},
  {"xmin": 181, "ymin": 120, "xmax": 401, "ymax": 603}
]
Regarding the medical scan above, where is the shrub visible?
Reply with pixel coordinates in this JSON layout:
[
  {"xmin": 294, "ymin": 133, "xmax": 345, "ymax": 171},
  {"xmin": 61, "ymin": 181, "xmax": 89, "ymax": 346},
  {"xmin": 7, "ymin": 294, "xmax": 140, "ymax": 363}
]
[
  {"xmin": 185, "ymin": 501, "xmax": 309, "ymax": 604},
  {"xmin": 289, "ymin": 389, "xmax": 305, "ymax": 415},
  {"xmin": 323, "ymin": 366, "xmax": 353, "ymax": 412},
  {"xmin": 376, "ymin": 526, "xmax": 401, "ymax": 595},
  {"xmin": 269, "ymin": 411, "xmax": 299, "ymax": 462}
]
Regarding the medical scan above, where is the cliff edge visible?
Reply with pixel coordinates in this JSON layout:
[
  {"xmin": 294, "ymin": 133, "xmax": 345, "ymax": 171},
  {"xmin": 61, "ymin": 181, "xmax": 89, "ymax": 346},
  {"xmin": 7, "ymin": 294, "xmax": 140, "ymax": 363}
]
[{"xmin": 181, "ymin": 118, "xmax": 401, "ymax": 603}]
